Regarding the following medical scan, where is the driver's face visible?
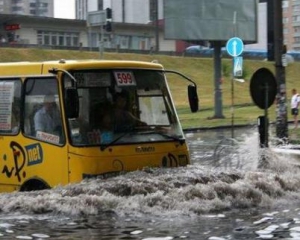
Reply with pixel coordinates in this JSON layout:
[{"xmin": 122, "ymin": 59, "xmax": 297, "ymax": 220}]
[{"xmin": 116, "ymin": 96, "xmax": 126, "ymax": 108}]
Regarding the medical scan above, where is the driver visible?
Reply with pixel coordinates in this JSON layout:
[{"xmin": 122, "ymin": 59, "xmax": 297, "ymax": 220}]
[{"xmin": 113, "ymin": 92, "xmax": 146, "ymax": 132}]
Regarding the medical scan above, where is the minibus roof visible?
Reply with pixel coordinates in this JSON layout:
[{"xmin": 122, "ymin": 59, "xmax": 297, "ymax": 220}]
[{"xmin": 0, "ymin": 59, "xmax": 164, "ymax": 76}]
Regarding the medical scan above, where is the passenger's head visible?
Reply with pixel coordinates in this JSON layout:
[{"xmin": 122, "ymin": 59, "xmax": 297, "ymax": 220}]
[
  {"xmin": 43, "ymin": 95, "xmax": 55, "ymax": 110},
  {"xmin": 114, "ymin": 92, "xmax": 127, "ymax": 109},
  {"xmin": 101, "ymin": 114, "xmax": 112, "ymax": 130},
  {"xmin": 292, "ymin": 88, "xmax": 297, "ymax": 94}
]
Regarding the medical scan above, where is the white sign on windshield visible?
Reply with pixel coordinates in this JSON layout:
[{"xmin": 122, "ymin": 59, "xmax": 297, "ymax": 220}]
[{"xmin": 114, "ymin": 71, "xmax": 136, "ymax": 86}]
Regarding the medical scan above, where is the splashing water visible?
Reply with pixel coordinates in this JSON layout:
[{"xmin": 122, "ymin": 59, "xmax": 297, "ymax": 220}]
[
  {"xmin": 1, "ymin": 128, "xmax": 300, "ymax": 239},
  {"xmin": 0, "ymin": 129, "xmax": 300, "ymax": 219}
]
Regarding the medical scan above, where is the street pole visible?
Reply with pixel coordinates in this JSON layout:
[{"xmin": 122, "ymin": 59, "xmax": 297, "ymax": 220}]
[
  {"xmin": 274, "ymin": 0, "xmax": 288, "ymax": 141},
  {"xmin": 231, "ymin": 11, "xmax": 237, "ymax": 139},
  {"xmin": 231, "ymin": 58, "xmax": 234, "ymax": 138},
  {"xmin": 99, "ymin": 24, "xmax": 104, "ymax": 59},
  {"xmin": 213, "ymin": 41, "xmax": 224, "ymax": 119},
  {"xmin": 155, "ymin": 0, "xmax": 159, "ymax": 52}
]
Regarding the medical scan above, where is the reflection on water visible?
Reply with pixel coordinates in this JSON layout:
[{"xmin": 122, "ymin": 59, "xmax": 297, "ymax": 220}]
[{"xmin": 1, "ymin": 126, "xmax": 300, "ymax": 239}]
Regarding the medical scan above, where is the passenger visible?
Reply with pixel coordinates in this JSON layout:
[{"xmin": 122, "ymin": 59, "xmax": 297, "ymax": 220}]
[
  {"xmin": 113, "ymin": 92, "xmax": 146, "ymax": 132},
  {"xmin": 34, "ymin": 95, "xmax": 62, "ymax": 136},
  {"xmin": 100, "ymin": 113, "xmax": 113, "ymax": 144}
]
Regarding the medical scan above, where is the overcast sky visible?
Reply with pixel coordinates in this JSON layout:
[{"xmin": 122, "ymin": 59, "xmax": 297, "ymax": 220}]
[{"xmin": 54, "ymin": 0, "xmax": 75, "ymax": 19}]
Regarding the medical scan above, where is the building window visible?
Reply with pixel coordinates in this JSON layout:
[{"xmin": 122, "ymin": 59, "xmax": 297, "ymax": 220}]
[
  {"xmin": 71, "ymin": 33, "xmax": 79, "ymax": 46},
  {"xmin": 149, "ymin": 0, "xmax": 156, "ymax": 22},
  {"xmin": 0, "ymin": 79, "xmax": 21, "ymax": 135},
  {"xmin": 24, "ymin": 77, "xmax": 64, "ymax": 144},
  {"xmin": 37, "ymin": 30, "xmax": 79, "ymax": 47},
  {"xmin": 66, "ymin": 33, "xmax": 71, "ymax": 46},
  {"xmin": 293, "ymin": 15, "xmax": 300, "ymax": 22},
  {"xmin": 294, "ymin": 37, "xmax": 300, "ymax": 43},
  {"xmin": 293, "ymin": 4, "xmax": 300, "ymax": 12},
  {"xmin": 44, "ymin": 35, "xmax": 50, "ymax": 45},
  {"xmin": 11, "ymin": 6, "xmax": 23, "ymax": 12},
  {"xmin": 59, "ymin": 34, "xmax": 64, "ymax": 46},
  {"xmin": 51, "ymin": 32, "xmax": 57, "ymax": 45},
  {"xmin": 295, "ymin": 26, "xmax": 300, "ymax": 32},
  {"xmin": 98, "ymin": 0, "xmax": 103, "ymax": 10}
]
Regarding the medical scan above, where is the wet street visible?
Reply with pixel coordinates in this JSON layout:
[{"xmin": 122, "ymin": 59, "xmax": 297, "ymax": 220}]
[{"xmin": 1, "ymin": 126, "xmax": 300, "ymax": 239}]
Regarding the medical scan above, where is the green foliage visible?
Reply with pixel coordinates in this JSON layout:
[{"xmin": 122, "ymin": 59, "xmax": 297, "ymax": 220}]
[
  {"xmin": 242, "ymin": 64, "xmax": 249, "ymax": 79},
  {"xmin": 222, "ymin": 59, "xmax": 249, "ymax": 79},
  {"xmin": 222, "ymin": 62, "xmax": 231, "ymax": 77}
]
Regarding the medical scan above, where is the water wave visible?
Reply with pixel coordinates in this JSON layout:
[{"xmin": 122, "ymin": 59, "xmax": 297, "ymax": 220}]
[{"xmin": 0, "ymin": 144, "xmax": 300, "ymax": 218}]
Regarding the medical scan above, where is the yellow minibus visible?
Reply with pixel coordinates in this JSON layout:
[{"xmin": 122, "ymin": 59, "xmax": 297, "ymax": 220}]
[{"xmin": 0, "ymin": 59, "xmax": 198, "ymax": 192}]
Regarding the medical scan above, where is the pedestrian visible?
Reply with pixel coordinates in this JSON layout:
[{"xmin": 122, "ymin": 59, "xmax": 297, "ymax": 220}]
[{"xmin": 291, "ymin": 88, "xmax": 300, "ymax": 128}]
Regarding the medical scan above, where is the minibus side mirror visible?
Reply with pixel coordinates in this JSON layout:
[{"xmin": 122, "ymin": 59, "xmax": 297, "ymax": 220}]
[
  {"xmin": 164, "ymin": 70, "xmax": 199, "ymax": 113},
  {"xmin": 65, "ymin": 88, "xmax": 79, "ymax": 118},
  {"xmin": 188, "ymin": 85, "xmax": 199, "ymax": 113}
]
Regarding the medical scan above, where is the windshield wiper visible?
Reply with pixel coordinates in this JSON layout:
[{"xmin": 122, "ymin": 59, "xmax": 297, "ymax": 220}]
[
  {"xmin": 135, "ymin": 129, "xmax": 185, "ymax": 145},
  {"xmin": 154, "ymin": 131, "xmax": 185, "ymax": 144},
  {"xmin": 100, "ymin": 132, "xmax": 129, "ymax": 151},
  {"xmin": 100, "ymin": 128, "xmax": 185, "ymax": 151}
]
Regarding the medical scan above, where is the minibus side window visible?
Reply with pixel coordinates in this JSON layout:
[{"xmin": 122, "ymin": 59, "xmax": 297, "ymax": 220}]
[
  {"xmin": 0, "ymin": 79, "xmax": 21, "ymax": 135},
  {"xmin": 24, "ymin": 77, "xmax": 64, "ymax": 145}
]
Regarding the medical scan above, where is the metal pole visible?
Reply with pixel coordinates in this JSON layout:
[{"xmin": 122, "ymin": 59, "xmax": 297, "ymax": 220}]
[
  {"xmin": 155, "ymin": 0, "xmax": 159, "ymax": 52},
  {"xmin": 264, "ymin": 84, "xmax": 269, "ymax": 147},
  {"xmin": 231, "ymin": 58, "xmax": 234, "ymax": 139},
  {"xmin": 213, "ymin": 41, "xmax": 224, "ymax": 119},
  {"xmin": 274, "ymin": 0, "xmax": 288, "ymax": 141},
  {"xmin": 99, "ymin": 25, "xmax": 104, "ymax": 59},
  {"xmin": 231, "ymin": 11, "xmax": 237, "ymax": 139},
  {"xmin": 89, "ymin": 27, "xmax": 92, "ymax": 51}
]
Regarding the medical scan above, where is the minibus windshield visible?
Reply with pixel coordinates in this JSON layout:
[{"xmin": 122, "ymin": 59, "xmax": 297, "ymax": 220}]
[{"xmin": 64, "ymin": 69, "xmax": 184, "ymax": 146}]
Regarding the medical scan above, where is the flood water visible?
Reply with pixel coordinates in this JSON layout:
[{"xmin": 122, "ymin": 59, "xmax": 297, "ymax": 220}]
[{"xmin": 2, "ymin": 126, "xmax": 300, "ymax": 239}]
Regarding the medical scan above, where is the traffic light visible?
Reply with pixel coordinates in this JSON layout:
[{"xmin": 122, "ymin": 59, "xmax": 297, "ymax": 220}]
[
  {"xmin": 106, "ymin": 8, "xmax": 112, "ymax": 19},
  {"xmin": 104, "ymin": 21, "xmax": 112, "ymax": 32},
  {"xmin": 104, "ymin": 8, "xmax": 112, "ymax": 32}
]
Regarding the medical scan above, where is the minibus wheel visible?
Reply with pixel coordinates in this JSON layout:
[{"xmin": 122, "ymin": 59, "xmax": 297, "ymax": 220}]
[{"xmin": 20, "ymin": 179, "xmax": 50, "ymax": 192}]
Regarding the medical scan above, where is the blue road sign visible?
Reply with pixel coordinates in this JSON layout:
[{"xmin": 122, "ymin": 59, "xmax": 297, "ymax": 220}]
[
  {"xmin": 233, "ymin": 56, "xmax": 243, "ymax": 77},
  {"xmin": 226, "ymin": 37, "xmax": 244, "ymax": 57}
]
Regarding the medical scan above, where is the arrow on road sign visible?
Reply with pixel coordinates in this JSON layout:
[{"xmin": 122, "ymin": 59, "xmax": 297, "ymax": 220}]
[
  {"xmin": 233, "ymin": 40, "xmax": 237, "ymax": 57},
  {"xmin": 226, "ymin": 37, "xmax": 244, "ymax": 57}
]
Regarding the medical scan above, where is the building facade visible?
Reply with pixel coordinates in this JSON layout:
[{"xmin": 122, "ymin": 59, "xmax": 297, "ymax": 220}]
[
  {"xmin": 5, "ymin": 1, "xmax": 299, "ymax": 53},
  {"xmin": 75, "ymin": 0, "xmax": 173, "ymax": 51},
  {"xmin": 75, "ymin": 0, "xmax": 163, "ymax": 23},
  {"xmin": 289, "ymin": 0, "xmax": 300, "ymax": 51},
  {"xmin": 0, "ymin": 14, "xmax": 160, "ymax": 52},
  {"xmin": 0, "ymin": 14, "xmax": 85, "ymax": 46},
  {"xmin": 0, "ymin": 0, "xmax": 54, "ymax": 17},
  {"xmin": 254, "ymin": 0, "xmax": 300, "ymax": 52}
]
